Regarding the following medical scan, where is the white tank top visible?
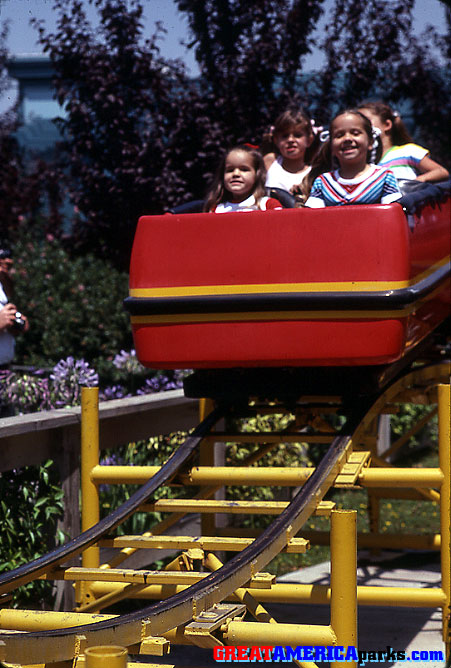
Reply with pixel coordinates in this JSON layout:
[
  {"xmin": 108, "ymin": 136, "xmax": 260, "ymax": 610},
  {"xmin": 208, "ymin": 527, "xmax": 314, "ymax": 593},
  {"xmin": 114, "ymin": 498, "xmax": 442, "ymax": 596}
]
[{"xmin": 265, "ymin": 156, "xmax": 311, "ymax": 191}]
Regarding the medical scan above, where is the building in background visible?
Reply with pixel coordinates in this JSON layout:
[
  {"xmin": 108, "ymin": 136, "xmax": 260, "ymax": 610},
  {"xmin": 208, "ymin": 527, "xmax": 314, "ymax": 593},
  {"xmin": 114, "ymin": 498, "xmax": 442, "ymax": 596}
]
[{"xmin": 6, "ymin": 54, "xmax": 63, "ymax": 158}]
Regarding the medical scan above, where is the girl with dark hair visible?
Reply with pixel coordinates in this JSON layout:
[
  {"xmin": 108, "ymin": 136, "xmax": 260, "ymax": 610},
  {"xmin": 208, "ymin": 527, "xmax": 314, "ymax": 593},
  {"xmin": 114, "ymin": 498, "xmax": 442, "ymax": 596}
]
[
  {"xmin": 305, "ymin": 109, "xmax": 401, "ymax": 208},
  {"xmin": 265, "ymin": 108, "xmax": 320, "ymax": 201},
  {"xmin": 358, "ymin": 101, "xmax": 449, "ymax": 183},
  {"xmin": 204, "ymin": 145, "xmax": 282, "ymax": 213}
]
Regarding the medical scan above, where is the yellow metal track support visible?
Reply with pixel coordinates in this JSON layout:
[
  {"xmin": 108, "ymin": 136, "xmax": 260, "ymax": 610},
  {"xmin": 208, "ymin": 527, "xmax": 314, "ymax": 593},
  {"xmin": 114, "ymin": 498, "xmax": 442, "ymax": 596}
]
[
  {"xmin": 438, "ymin": 383, "xmax": 451, "ymax": 659},
  {"xmin": 198, "ymin": 398, "xmax": 217, "ymax": 536},
  {"xmin": 330, "ymin": 510, "xmax": 357, "ymax": 668},
  {"xmin": 222, "ymin": 509, "xmax": 357, "ymax": 668},
  {"xmin": 0, "ymin": 362, "xmax": 448, "ymax": 667},
  {"xmin": 85, "ymin": 645, "xmax": 127, "ymax": 668},
  {"xmin": 99, "ymin": 534, "xmax": 310, "ymax": 554},
  {"xmin": 87, "ymin": 579, "xmax": 447, "ymax": 608},
  {"xmin": 81, "ymin": 387, "xmax": 100, "ymax": 569}
]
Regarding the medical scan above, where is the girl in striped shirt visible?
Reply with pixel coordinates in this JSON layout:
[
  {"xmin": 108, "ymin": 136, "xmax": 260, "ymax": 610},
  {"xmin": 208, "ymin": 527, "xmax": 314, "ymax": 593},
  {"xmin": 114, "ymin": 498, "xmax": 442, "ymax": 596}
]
[
  {"xmin": 358, "ymin": 101, "xmax": 449, "ymax": 183},
  {"xmin": 305, "ymin": 109, "xmax": 401, "ymax": 208}
]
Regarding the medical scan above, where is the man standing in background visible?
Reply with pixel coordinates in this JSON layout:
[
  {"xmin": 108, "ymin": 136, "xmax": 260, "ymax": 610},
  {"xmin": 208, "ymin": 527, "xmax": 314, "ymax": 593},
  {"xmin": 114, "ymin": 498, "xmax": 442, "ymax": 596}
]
[{"xmin": 0, "ymin": 244, "xmax": 29, "ymax": 369}]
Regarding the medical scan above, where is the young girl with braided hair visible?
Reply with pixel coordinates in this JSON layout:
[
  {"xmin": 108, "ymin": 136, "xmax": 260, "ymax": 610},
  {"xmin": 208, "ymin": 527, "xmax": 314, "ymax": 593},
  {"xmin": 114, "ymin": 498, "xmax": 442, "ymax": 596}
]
[
  {"xmin": 305, "ymin": 109, "xmax": 401, "ymax": 208},
  {"xmin": 358, "ymin": 101, "xmax": 449, "ymax": 183}
]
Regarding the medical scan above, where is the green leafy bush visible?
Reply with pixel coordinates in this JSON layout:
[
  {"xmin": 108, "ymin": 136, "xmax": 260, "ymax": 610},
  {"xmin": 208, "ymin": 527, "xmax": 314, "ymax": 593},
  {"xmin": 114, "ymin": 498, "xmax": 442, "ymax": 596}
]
[
  {"xmin": 0, "ymin": 461, "xmax": 65, "ymax": 607},
  {"xmin": 11, "ymin": 232, "xmax": 132, "ymax": 383},
  {"xmin": 390, "ymin": 403, "xmax": 438, "ymax": 460},
  {"xmin": 99, "ymin": 432, "xmax": 190, "ymax": 536}
]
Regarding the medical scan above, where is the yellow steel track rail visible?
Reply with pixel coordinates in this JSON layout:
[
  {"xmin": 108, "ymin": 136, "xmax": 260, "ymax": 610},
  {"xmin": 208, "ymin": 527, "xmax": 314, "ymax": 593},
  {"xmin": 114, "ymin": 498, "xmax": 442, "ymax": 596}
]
[{"xmin": 0, "ymin": 361, "xmax": 449, "ymax": 665}]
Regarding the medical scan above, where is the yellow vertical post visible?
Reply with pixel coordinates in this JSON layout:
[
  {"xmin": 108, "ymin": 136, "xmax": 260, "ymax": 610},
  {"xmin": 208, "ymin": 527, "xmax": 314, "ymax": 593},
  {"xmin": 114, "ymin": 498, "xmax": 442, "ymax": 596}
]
[
  {"xmin": 81, "ymin": 386, "xmax": 100, "ymax": 568},
  {"xmin": 85, "ymin": 646, "xmax": 127, "ymax": 668},
  {"xmin": 199, "ymin": 398, "xmax": 214, "ymax": 423},
  {"xmin": 199, "ymin": 398, "xmax": 217, "ymax": 535},
  {"xmin": 438, "ymin": 383, "xmax": 451, "ymax": 658},
  {"xmin": 330, "ymin": 509, "xmax": 357, "ymax": 668}
]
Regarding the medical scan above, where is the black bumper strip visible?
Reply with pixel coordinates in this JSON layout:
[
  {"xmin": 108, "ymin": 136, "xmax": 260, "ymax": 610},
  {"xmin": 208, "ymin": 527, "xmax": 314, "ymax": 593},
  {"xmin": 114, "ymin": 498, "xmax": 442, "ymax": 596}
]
[{"xmin": 124, "ymin": 263, "xmax": 450, "ymax": 316}]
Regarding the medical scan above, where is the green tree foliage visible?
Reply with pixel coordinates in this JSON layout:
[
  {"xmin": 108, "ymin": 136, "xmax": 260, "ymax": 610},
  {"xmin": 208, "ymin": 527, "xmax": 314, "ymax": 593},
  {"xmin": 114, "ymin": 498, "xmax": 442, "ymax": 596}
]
[
  {"xmin": 12, "ymin": 231, "xmax": 132, "ymax": 381},
  {"xmin": 0, "ymin": 460, "xmax": 64, "ymax": 607}
]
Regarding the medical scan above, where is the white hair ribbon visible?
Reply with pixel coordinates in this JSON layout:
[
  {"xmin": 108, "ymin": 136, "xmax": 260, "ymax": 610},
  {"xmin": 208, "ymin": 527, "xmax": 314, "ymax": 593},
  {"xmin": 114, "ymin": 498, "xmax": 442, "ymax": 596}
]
[{"xmin": 370, "ymin": 126, "xmax": 381, "ymax": 163}]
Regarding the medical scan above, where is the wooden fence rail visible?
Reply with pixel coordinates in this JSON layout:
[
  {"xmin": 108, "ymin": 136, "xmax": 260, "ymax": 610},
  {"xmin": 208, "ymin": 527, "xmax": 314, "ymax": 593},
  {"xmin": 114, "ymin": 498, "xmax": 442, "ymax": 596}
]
[{"xmin": 0, "ymin": 390, "xmax": 198, "ymax": 543}]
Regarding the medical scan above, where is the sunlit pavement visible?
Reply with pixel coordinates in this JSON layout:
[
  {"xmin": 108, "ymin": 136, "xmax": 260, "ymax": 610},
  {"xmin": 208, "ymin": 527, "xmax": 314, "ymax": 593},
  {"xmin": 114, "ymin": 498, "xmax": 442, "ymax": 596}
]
[{"xmin": 150, "ymin": 550, "xmax": 444, "ymax": 667}]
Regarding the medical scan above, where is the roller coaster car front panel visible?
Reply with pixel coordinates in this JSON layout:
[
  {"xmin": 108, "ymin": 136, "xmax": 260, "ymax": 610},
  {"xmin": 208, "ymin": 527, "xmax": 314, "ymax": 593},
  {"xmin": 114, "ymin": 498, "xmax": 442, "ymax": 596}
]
[{"xmin": 126, "ymin": 190, "xmax": 450, "ymax": 369}]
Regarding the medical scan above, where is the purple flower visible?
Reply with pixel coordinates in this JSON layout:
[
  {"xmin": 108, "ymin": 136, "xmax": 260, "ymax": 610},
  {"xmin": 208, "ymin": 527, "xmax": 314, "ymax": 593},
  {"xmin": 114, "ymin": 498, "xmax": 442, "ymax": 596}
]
[
  {"xmin": 100, "ymin": 385, "xmax": 130, "ymax": 401},
  {"xmin": 112, "ymin": 349, "xmax": 143, "ymax": 374},
  {"xmin": 50, "ymin": 357, "xmax": 99, "ymax": 407},
  {"xmin": 136, "ymin": 370, "xmax": 186, "ymax": 395},
  {"xmin": 100, "ymin": 453, "xmax": 122, "ymax": 466},
  {"xmin": 1, "ymin": 372, "xmax": 52, "ymax": 414},
  {"xmin": 1, "ymin": 356, "xmax": 190, "ymax": 416}
]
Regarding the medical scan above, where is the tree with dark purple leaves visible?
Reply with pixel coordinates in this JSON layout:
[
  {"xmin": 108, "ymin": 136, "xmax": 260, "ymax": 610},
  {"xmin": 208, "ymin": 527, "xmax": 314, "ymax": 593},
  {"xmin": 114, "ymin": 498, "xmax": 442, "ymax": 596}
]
[
  {"xmin": 31, "ymin": 0, "xmax": 327, "ymax": 268},
  {"xmin": 4, "ymin": 0, "xmax": 448, "ymax": 272},
  {"xmin": 313, "ymin": 0, "xmax": 450, "ymax": 169},
  {"xmin": 32, "ymin": 0, "xmax": 193, "ymax": 268},
  {"xmin": 175, "ymin": 0, "xmax": 325, "ymax": 138},
  {"xmin": 29, "ymin": 0, "xmax": 332, "ymax": 267},
  {"xmin": 170, "ymin": 0, "xmax": 327, "ymax": 201}
]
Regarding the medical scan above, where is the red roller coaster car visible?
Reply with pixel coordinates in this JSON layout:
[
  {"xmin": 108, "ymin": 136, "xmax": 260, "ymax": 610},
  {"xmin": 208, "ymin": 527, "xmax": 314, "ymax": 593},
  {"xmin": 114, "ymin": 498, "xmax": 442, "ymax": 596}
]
[{"xmin": 125, "ymin": 182, "xmax": 450, "ymax": 372}]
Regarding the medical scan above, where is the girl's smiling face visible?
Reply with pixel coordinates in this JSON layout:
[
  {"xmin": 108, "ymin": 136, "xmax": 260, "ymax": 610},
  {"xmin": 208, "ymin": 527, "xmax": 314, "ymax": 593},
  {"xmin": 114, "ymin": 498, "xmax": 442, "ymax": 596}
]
[
  {"xmin": 331, "ymin": 113, "xmax": 373, "ymax": 174},
  {"xmin": 223, "ymin": 149, "xmax": 257, "ymax": 202}
]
